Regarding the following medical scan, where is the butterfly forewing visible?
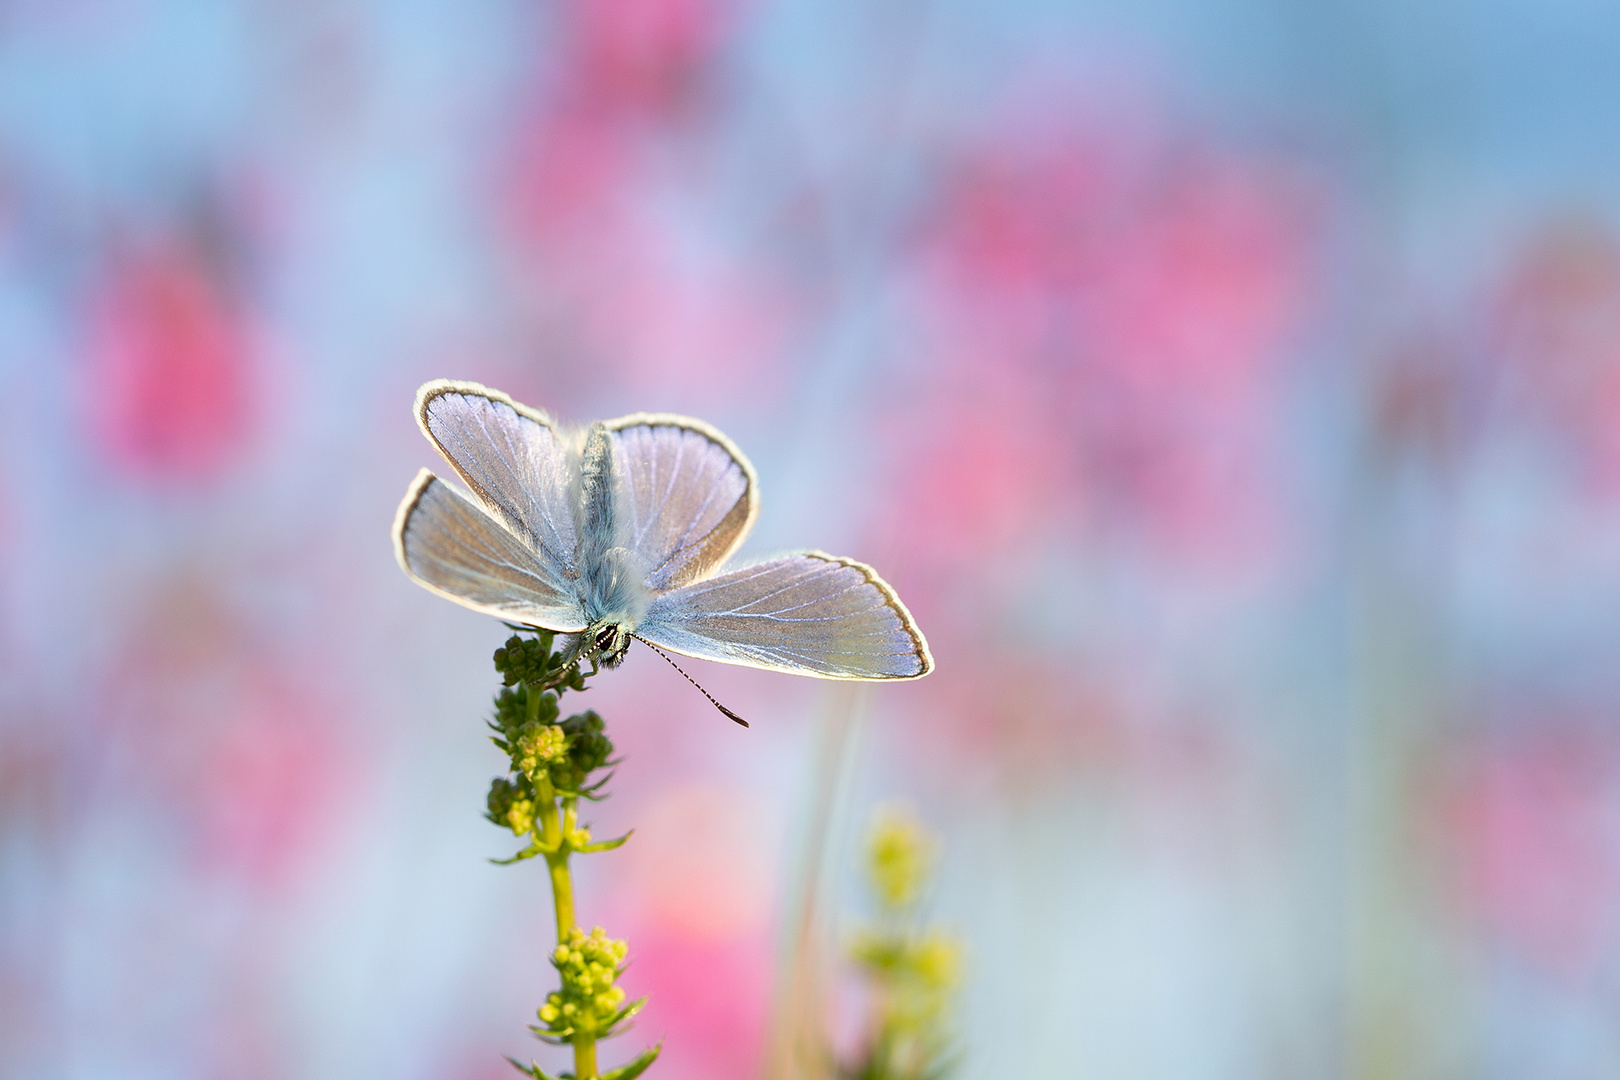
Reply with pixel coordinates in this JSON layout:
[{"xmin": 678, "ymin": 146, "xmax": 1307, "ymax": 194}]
[
  {"xmin": 636, "ymin": 552, "xmax": 932, "ymax": 680},
  {"xmin": 417, "ymin": 381, "xmax": 578, "ymax": 577},
  {"xmin": 394, "ymin": 470, "xmax": 588, "ymax": 631},
  {"xmin": 604, "ymin": 416, "xmax": 758, "ymax": 591}
]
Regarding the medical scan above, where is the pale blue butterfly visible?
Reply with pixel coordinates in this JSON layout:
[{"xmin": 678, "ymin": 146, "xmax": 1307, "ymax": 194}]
[{"xmin": 392, "ymin": 381, "xmax": 933, "ymax": 711}]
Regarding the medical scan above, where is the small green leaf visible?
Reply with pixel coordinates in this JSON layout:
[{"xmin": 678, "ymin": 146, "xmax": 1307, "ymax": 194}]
[
  {"xmin": 505, "ymin": 1056, "xmax": 570, "ymax": 1080},
  {"xmin": 600, "ymin": 995, "xmax": 648, "ymax": 1034},
  {"xmin": 599, "ymin": 1042, "xmax": 662, "ymax": 1080},
  {"xmin": 577, "ymin": 829, "xmax": 633, "ymax": 854},
  {"xmin": 489, "ymin": 844, "xmax": 542, "ymax": 866},
  {"xmin": 578, "ymin": 770, "xmax": 616, "ymax": 796}
]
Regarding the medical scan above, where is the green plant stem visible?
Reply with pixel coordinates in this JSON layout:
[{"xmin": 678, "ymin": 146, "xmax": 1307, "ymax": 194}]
[
  {"xmin": 546, "ymin": 852, "xmax": 574, "ymax": 946},
  {"xmin": 534, "ymin": 770, "xmax": 598, "ymax": 1078},
  {"xmin": 534, "ymin": 772, "xmax": 574, "ymax": 943},
  {"xmin": 574, "ymin": 1035, "xmax": 599, "ymax": 1080}
]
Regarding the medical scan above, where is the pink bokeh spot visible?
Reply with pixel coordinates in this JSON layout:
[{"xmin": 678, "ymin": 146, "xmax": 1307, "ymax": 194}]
[
  {"xmin": 909, "ymin": 649, "xmax": 1129, "ymax": 796},
  {"xmin": 876, "ymin": 368, "xmax": 1078, "ymax": 569},
  {"xmin": 84, "ymin": 238, "xmax": 255, "ymax": 482},
  {"xmin": 906, "ymin": 124, "xmax": 1318, "ymax": 563},
  {"xmin": 497, "ymin": 0, "xmax": 798, "ymax": 410},
  {"xmin": 584, "ymin": 780, "xmax": 778, "ymax": 1079},
  {"xmin": 507, "ymin": 0, "xmax": 742, "ymax": 236},
  {"xmin": 622, "ymin": 930, "xmax": 772, "ymax": 1080},
  {"xmin": 95, "ymin": 578, "xmax": 352, "ymax": 892},
  {"xmin": 565, "ymin": 0, "xmax": 742, "ymax": 121},
  {"xmin": 190, "ymin": 678, "xmax": 348, "ymax": 890},
  {"xmin": 1490, "ymin": 219, "xmax": 1620, "ymax": 491},
  {"xmin": 1438, "ymin": 727, "xmax": 1620, "ymax": 979},
  {"xmin": 508, "ymin": 109, "xmax": 630, "ymax": 241}
]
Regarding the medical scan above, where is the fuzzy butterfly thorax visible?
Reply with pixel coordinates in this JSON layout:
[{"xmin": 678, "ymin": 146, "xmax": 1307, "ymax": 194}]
[{"xmin": 393, "ymin": 380, "xmax": 933, "ymax": 681}]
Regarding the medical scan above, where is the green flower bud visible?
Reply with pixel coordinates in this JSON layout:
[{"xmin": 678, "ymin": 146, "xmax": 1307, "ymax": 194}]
[
  {"xmin": 493, "ymin": 632, "xmax": 558, "ymax": 686},
  {"xmin": 562, "ymin": 710, "xmax": 614, "ymax": 774},
  {"xmin": 493, "ymin": 685, "xmax": 561, "ymax": 743}
]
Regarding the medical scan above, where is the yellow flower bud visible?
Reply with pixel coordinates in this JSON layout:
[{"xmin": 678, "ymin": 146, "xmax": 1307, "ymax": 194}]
[
  {"xmin": 503, "ymin": 797, "xmax": 535, "ymax": 837},
  {"xmin": 515, "ymin": 722, "xmax": 567, "ymax": 779},
  {"xmin": 538, "ymin": 925, "xmax": 637, "ymax": 1034},
  {"xmin": 912, "ymin": 934, "xmax": 961, "ymax": 989},
  {"xmin": 866, "ymin": 805, "xmax": 938, "ymax": 910}
]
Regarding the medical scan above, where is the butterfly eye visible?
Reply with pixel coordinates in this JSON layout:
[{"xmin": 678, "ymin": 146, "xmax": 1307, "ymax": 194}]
[{"xmin": 594, "ymin": 626, "xmax": 619, "ymax": 652}]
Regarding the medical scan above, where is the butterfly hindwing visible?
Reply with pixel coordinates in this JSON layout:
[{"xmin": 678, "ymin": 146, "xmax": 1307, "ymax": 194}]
[
  {"xmin": 636, "ymin": 551, "xmax": 932, "ymax": 680},
  {"xmin": 603, "ymin": 415, "xmax": 758, "ymax": 591},
  {"xmin": 393, "ymin": 470, "xmax": 589, "ymax": 631},
  {"xmin": 417, "ymin": 380, "xmax": 579, "ymax": 580}
]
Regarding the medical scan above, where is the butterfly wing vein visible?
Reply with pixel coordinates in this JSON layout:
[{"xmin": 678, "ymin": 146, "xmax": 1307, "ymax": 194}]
[{"xmin": 606, "ymin": 419, "xmax": 756, "ymax": 592}]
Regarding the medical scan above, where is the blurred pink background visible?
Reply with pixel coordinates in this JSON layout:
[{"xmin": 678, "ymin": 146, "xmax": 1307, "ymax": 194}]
[{"xmin": 5, "ymin": 1, "xmax": 1620, "ymax": 1077}]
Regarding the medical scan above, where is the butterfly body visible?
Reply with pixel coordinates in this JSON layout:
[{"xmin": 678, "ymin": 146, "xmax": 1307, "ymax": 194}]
[{"xmin": 394, "ymin": 381, "xmax": 932, "ymax": 682}]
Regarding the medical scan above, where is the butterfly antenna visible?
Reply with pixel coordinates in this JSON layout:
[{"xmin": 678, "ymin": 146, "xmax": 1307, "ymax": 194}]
[{"xmin": 634, "ymin": 636, "xmax": 749, "ymax": 727}]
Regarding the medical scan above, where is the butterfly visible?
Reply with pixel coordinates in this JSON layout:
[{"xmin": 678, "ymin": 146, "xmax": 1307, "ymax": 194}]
[{"xmin": 392, "ymin": 380, "xmax": 933, "ymax": 698}]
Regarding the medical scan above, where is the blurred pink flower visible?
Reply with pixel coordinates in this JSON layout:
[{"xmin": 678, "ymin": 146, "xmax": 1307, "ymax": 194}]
[
  {"xmin": 587, "ymin": 781, "xmax": 776, "ymax": 1079},
  {"xmin": 620, "ymin": 930, "xmax": 772, "ymax": 1080},
  {"xmin": 873, "ymin": 364, "xmax": 1078, "ymax": 571},
  {"xmin": 564, "ymin": 0, "xmax": 742, "ymax": 122},
  {"xmin": 188, "ymin": 675, "xmax": 347, "ymax": 888},
  {"xmin": 1367, "ymin": 330, "xmax": 1472, "ymax": 477},
  {"xmin": 904, "ymin": 124, "xmax": 1318, "ymax": 564},
  {"xmin": 1436, "ymin": 724, "xmax": 1620, "ymax": 979},
  {"xmin": 1490, "ymin": 217, "xmax": 1620, "ymax": 490},
  {"xmin": 83, "ymin": 234, "xmax": 257, "ymax": 482},
  {"xmin": 507, "ymin": 0, "xmax": 742, "ymax": 236},
  {"xmin": 95, "ymin": 575, "xmax": 352, "ymax": 891},
  {"xmin": 607, "ymin": 781, "xmax": 777, "ymax": 939},
  {"xmin": 901, "ymin": 645, "xmax": 1130, "ymax": 798},
  {"xmin": 499, "ymin": 0, "xmax": 794, "ymax": 409}
]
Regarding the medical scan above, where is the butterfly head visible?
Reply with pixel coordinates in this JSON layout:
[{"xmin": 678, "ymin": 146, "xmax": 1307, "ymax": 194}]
[{"xmin": 584, "ymin": 618, "xmax": 635, "ymax": 668}]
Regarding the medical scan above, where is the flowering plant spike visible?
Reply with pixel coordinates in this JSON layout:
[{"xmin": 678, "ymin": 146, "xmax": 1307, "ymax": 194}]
[
  {"xmin": 486, "ymin": 629, "xmax": 658, "ymax": 1080},
  {"xmin": 843, "ymin": 806, "xmax": 963, "ymax": 1080}
]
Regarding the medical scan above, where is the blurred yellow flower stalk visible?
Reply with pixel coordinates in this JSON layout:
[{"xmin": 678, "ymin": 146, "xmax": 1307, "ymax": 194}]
[{"xmin": 844, "ymin": 806, "xmax": 962, "ymax": 1080}]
